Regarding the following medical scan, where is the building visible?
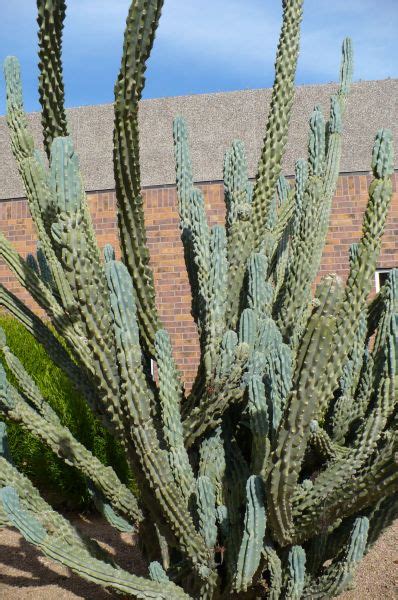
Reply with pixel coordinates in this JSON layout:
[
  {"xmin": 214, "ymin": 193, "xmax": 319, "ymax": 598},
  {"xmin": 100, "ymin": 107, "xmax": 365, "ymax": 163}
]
[{"xmin": 0, "ymin": 79, "xmax": 397, "ymax": 387}]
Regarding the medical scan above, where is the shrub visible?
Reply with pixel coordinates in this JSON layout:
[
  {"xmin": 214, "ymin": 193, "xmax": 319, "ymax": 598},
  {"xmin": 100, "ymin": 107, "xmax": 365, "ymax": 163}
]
[{"xmin": 0, "ymin": 315, "xmax": 131, "ymax": 509}]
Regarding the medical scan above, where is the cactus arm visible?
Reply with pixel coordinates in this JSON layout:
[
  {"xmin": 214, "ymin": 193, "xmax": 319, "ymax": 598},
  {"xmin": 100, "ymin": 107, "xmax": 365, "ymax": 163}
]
[
  {"xmin": 223, "ymin": 140, "xmax": 253, "ymax": 325},
  {"xmin": 199, "ymin": 428, "xmax": 226, "ymax": 506},
  {"xmin": 331, "ymin": 310, "xmax": 368, "ymax": 443},
  {"xmin": 173, "ymin": 116, "xmax": 203, "ymax": 333},
  {"xmin": 28, "ymin": 246, "xmax": 57, "ymax": 297},
  {"xmin": 323, "ymin": 39, "xmax": 353, "ymax": 201},
  {"xmin": 308, "ymin": 420, "xmax": 348, "ymax": 461},
  {"xmin": 284, "ymin": 545, "xmax": 306, "ymax": 599},
  {"xmin": 332, "ymin": 347, "xmax": 374, "ymax": 445},
  {"xmin": 272, "ymin": 180, "xmax": 297, "ymax": 240},
  {"xmin": 247, "ymin": 253, "xmax": 273, "ymax": 317},
  {"xmin": 49, "ymin": 135, "xmax": 105, "ymax": 272},
  {"xmin": 182, "ymin": 342, "xmax": 248, "ymax": 447},
  {"xmin": 262, "ymin": 545, "xmax": 283, "ymax": 600},
  {"xmin": 2, "ymin": 61, "xmax": 100, "ymax": 373},
  {"xmin": 186, "ymin": 189, "xmax": 211, "ymax": 328},
  {"xmin": 302, "ymin": 517, "xmax": 368, "ymax": 599},
  {"xmin": 172, "ymin": 124, "xmax": 226, "ymax": 397},
  {"xmin": 3, "ymin": 55, "xmax": 35, "ymax": 161},
  {"xmin": 0, "ymin": 232, "xmax": 84, "ymax": 349},
  {"xmin": 268, "ymin": 274, "xmax": 343, "ymax": 545},
  {"xmin": 105, "ymin": 256, "xmax": 210, "ymax": 573},
  {"xmin": 0, "ymin": 420, "xmax": 115, "ymax": 562},
  {"xmin": 292, "ymin": 397, "xmax": 398, "ymax": 542},
  {"xmin": 170, "ymin": 172, "xmax": 212, "ymax": 384},
  {"xmin": 0, "ymin": 487, "xmax": 191, "ymax": 599},
  {"xmin": 292, "ymin": 391, "xmax": 396, "ymax": 542},
  {"xmin": 224, "ymin": 218, "xmax": 253, "ymax": 329},
  {"xmin": 331, "ymin": 312, "xmax": 374, "ymax": 443},
  {"xmin": 276, "ymin": 41, "xmax": 353, "ymax": 344},
  {"xmin": 268, "ymin": 131, "xmax": 394, "ymax": 546},
  {"xmin": 247, "ymin": 375, "xmax": 270, "ymax": 477},
  {"xmin": 222, "ymin": 431, "xmax": 250, "ymax": 580},
  {"xmin": 50, "ymin": 140, "xmax": 123, "ymax": 426},
  {"xmin": 291, "ymin": 159, "xmax": 308, "ymax": 236},
  {"xmin": 155, "ymin": 329, "xmax": 195, "ymax": 502},
  {"xmin": 196, "ymin": 475, "xmax": 218, "ymax": 550},
  {"xmin": 271, "ymin": 175, "xmax": 293, "ymax": 295},
  {"xmin": 4, "ymin": 56, "xmax": 76, "ymax": 310},
  {"xmin": 0, "ymin": 462, "xmax": 112, "ymax": 561},
  {"xmin": 37, "ymin": 0, "xmax": 68, "ymax": 157},
  {"xmin": 223, "ymin": 140, "xmax": 252, "ymax": 233},
  {"xmin": 371, "ymin": 268, "xmax": 398, "ymax": 357},
  {"xmin": 233, "ymin": 475, "xmax": 267, "ymax": 593},
  {"xmin": 113, "ymin": 0, "xmax": 163, "ymax": 357},
  {"xmin": 173, "ymin": 116, "xmax": 194, "ymax": 227},
  {"xmin": 352, "ymin": 431, "xmax": 398, "ymax": 509},
  {"xmin": 290, "ymin": 43, "xmax": 352, "ymax": 333},
  {"xmin": 367, "ymin": 285, "xmax": 386, "ymax": 336},
  {"xmin": 331, "ymin": 394, "xmax": 357, "ymax": 445},
  {"xmin": 48, "ymin": 138, "xmax": 127, "ymax": 432},
  {"xmin": 268, "ymin": 193, "xmax": 294, "ymax": 279},
  {"xmin": 0, "ymin": 231, "xmax": 74, "ymax": 332},
  {"xmin": 256, "ymin": 317, "xmax": 293, "ymax": 436},
  {"xmin": 314, "ymin": 129, "xmax": 394, "ymax": 421},
  {"xmin": 203, "ymin": 225, "xmax": 228, "ymax": 378},
  {"xmin": 274, "ymin": 105, "xmax": 326, "ymax": 341},
  {"xmin": 87, "ymin": 481, "xmax": 134, "ymax": 533},
  {"xmin": 251, "ymin": 0, "xmax": 303, "ymax": 245},
  {"xmin": 149, "ymin": 561, "xmax": 170, "ymax": 583},
  {"xmin": 224, "ymin": 0, "xmax": 303, "ymax": 328}
]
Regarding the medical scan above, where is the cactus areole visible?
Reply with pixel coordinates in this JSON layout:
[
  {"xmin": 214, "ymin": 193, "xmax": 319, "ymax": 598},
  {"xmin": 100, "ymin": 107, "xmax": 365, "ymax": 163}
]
[{"xmin": 0, "ymin": 1, "xmax": 396, "ymax": 598}]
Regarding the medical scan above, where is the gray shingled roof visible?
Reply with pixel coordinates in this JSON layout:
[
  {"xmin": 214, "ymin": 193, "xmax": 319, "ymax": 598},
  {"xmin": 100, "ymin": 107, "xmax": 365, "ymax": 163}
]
[{"xmin": 0, "ymin": 79, "xmax": 397, "ymax": 200}]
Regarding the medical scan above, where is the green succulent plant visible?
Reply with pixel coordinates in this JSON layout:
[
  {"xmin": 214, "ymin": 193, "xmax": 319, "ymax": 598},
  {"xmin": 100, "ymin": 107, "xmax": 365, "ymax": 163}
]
[{"xmin": 0, "ymin": 1, "xmax": 396, "ymax": 598}]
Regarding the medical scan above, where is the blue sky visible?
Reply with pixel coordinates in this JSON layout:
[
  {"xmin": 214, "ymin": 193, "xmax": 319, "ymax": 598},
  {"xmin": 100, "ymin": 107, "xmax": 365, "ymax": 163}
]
[{"xmin": 0, "ymin": 0, "xmax": 397, "ymax": 114}]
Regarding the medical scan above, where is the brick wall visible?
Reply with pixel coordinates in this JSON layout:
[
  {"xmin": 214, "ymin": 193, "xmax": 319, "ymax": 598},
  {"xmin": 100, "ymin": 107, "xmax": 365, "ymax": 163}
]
[{"xmin": 1, "ymin": 172, "xmax": 397, "ymax": 389}]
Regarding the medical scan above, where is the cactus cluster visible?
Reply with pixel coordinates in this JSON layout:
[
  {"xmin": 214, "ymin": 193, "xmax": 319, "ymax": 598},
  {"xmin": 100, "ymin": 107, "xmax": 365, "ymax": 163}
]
[{"xmin": 0, "ymin": 1, "xmax": 396, "ymax": 598}]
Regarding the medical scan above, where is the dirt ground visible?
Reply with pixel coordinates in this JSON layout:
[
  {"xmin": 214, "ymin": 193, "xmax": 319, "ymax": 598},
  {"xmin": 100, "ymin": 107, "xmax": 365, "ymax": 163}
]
[{"xmin": 0, "ymin": 514, "xmax": 396, "ymax": 599}]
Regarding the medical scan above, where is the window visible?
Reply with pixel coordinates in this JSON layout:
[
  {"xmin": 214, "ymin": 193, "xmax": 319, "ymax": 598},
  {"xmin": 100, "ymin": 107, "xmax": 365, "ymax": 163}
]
[{"xmin": 375, "ymin": 268, "xmax": 393, "ymax": 293}]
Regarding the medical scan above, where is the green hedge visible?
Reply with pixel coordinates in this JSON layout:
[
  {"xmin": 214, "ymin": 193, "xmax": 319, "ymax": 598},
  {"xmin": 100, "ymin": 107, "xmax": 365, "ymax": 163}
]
[{"xmin": 0, "ymin": 315, "xmax": 133, "ymax": 509}]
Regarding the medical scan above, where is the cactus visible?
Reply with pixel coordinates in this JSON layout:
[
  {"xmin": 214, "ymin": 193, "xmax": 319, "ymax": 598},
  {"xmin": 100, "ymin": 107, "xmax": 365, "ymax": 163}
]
[
  {"xmin": 284, "ymin": 545, "xmax": 306, "ymax": 599},
  {"xmin": 0, "ymin": 1, "xmax": 396, "ymax": 598},
  {"xmin": 233, "ymin": 475, "xmax": 267, "ymax": 592}
]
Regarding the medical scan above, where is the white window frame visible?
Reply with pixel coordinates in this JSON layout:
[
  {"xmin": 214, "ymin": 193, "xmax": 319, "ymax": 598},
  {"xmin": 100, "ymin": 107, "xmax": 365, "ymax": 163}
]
[{"xmin": 375, "ymin": 268, "xmax": 393, "ymax": 293}]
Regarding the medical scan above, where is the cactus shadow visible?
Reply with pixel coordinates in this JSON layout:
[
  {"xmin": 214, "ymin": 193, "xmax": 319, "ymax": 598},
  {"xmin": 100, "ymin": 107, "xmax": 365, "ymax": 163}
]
[
  {"xmin": 0, "ymin": 532, "xmax": 115, "ymax": 598},
  {"xmin": 0, "ymin": 514, "xmax": 146, "ymax": 599}
]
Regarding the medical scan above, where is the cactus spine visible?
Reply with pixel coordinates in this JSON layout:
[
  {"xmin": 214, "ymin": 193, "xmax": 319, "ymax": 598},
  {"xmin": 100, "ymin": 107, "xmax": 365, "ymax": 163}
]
[{"xmin": 0, "ymin": 1, "xmax": 396, "ymax": 598}]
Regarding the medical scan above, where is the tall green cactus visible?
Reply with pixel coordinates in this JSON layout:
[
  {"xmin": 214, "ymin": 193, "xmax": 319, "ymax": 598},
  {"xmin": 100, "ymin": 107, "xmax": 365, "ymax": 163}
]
[{"xmin": 0, "ymin": 1, "xmax": 396, "ymax": 598}]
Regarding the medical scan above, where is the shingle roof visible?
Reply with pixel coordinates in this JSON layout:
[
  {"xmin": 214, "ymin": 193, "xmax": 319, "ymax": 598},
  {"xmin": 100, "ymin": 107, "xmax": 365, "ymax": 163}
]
[{"xmin": 0, "ymin": 79, "xmax": 397, "ymax": 200}]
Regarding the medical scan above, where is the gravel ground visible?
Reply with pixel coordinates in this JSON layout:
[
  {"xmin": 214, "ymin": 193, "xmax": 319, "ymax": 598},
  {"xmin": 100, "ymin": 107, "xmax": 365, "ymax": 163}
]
[{"xmin": 0, "ymin": 514, "xmax": 396, "ymax": 599}]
